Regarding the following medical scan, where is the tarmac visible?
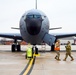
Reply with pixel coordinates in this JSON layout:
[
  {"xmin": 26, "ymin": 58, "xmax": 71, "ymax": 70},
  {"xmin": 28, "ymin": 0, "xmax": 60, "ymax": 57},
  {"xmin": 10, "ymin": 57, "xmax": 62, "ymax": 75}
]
[{"xmin": 0, "ymin": 45, "xmax": 76, "ymax": 75}]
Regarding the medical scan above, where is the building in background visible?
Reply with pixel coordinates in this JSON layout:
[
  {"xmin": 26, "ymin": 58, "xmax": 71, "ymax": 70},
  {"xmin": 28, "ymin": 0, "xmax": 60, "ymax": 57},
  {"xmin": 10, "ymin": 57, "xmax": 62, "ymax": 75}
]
[
  {"xmin": 0, "ymin": 38, "xmax": 27, "ymax": 45},
  {"xmin": 0, "ymin": 37, "xmax": 76, "ymax": 45}
]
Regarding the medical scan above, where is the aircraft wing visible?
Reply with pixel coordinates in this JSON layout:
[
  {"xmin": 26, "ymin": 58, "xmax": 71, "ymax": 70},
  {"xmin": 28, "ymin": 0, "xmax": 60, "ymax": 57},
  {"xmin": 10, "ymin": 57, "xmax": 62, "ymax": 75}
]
[
  {"xmin": 43, "ymin": 33, "xmax": 76, "ymax": 46},
  {"xmin": 52, "ymin": 33, "xmax": 76, "ymax": 39},
  {"xmin": 0, "ymin": 33, "xmax": 23, "ymax": 40},
  {"xmin": 0, "ymin": 33, "xmax": 76, "ymax": 45}
]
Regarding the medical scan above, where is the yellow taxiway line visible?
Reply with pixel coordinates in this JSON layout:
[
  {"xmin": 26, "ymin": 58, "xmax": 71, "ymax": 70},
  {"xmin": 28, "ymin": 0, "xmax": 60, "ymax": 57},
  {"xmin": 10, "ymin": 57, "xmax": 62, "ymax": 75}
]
[
  {"xmin": 23, "ymin": 58, "xmax": 34, "ymax": 75},
  {"xmin": 23, "ymin": 53, "xmax": 40, "ymax": 75}
]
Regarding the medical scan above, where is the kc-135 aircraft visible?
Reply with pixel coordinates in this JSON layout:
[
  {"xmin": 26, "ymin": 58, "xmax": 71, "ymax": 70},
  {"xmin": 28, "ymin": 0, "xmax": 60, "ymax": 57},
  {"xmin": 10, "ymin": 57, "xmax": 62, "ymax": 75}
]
[{"xmin": 0, "ymin": 1, "xmax": 76, "ymax": 53}]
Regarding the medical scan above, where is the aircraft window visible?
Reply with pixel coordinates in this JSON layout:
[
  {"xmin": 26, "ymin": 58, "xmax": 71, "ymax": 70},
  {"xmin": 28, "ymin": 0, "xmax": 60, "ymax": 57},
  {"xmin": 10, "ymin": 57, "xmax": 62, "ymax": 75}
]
[
  {"xmin": 34, "ymin": 15, "xmax": 41, "ymax": 18},
  {"xmin": 26, "ymin": 15, "xmax": 41, "ymax": 19},
  {"xmin": 27, "ymin": 15, "xmax": 33, "ymax": 19}
]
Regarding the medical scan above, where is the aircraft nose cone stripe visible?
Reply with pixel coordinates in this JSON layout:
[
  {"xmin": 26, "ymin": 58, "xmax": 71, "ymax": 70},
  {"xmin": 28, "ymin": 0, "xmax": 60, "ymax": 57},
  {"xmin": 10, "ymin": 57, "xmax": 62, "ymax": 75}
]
[{"xmin": 25, "ymin": 19, "xmax": 42, "ymax": 35}]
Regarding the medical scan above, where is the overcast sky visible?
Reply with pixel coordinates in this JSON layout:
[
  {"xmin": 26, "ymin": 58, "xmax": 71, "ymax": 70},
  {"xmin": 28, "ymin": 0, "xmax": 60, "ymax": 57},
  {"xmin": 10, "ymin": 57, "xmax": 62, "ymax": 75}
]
[{"xmin": 0, "ymin": 0, "xmax": 76, "ymax": 33}]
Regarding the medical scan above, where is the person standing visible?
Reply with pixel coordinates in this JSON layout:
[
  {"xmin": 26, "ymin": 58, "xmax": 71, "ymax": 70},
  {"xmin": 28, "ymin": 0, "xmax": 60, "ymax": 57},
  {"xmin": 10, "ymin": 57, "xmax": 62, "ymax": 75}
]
[
  {"xmin": 63, "ymin": 41, "xmax": 74, "ymax": 61},
  {"xmin": 54, "ymin": 40, "xmax": 61, "ymax": 61}
]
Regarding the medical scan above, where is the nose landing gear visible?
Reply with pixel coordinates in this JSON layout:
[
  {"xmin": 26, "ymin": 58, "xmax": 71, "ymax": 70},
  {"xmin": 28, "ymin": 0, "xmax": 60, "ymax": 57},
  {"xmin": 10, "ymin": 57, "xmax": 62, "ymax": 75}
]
[
  {"xmin": 32, "ymin": 45, "xmax": 40, "ymax": 56},
  {"xmin": 32, "ymin": 45, "xmax": 38, "ymax": 54}
]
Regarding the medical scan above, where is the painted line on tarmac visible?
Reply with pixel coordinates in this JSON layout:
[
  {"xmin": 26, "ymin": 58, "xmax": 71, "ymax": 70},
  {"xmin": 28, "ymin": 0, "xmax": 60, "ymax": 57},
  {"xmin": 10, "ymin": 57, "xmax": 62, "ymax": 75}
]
[
  {"xmin": 20, "ymin": 56, "xmax": 36, "ymax": 75},
  {"xmin": 19, "ymin": 59, "xmax": 31, "ymax": 75},
  {"xmin": 25, "ymin": 57, "xmax": 36, "ymax": 75}
]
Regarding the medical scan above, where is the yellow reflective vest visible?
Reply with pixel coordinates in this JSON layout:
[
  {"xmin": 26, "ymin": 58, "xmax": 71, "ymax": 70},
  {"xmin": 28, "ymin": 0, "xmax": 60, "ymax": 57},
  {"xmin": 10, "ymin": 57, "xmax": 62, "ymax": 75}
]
[{"xmin": 27, "ymin": 47, "xmax": 32, "ymax": 57}]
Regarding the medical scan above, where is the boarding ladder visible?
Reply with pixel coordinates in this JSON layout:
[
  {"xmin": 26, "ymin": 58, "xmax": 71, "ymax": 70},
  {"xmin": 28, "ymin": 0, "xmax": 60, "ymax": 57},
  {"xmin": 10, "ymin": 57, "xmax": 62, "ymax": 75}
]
[{"xmin": 41, "ymin": 43, "xmax": 46, "ymax": 52}]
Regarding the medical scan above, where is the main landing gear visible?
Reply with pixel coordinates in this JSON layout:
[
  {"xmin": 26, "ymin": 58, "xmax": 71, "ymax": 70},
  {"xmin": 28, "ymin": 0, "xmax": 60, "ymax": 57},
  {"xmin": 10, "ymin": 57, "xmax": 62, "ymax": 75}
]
[
  {"xmin": 12, "ymin": 43, "xmax": 21, "ymax": 52},
  {"xmin": 51, "ymin": 44, "xmax": 55, "ymax": 51},
  {"xmin": 11, "ymin": 39, "xmax": 21, "ymax": 52},
  {"xmin": 51, "ymin": 39, "xmax": 57, "ymax": 51}
]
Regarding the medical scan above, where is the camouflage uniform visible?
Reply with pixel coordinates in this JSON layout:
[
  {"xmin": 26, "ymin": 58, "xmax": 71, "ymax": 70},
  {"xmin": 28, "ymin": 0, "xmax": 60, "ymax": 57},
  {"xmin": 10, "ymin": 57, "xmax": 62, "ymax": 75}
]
[
  {"xmin": 63, "ymin": 41, "xmax": 74, "ymax": 61},
  {"xmin": 55, "ymin": 40, "xmax": 61, "ymax": 61}
]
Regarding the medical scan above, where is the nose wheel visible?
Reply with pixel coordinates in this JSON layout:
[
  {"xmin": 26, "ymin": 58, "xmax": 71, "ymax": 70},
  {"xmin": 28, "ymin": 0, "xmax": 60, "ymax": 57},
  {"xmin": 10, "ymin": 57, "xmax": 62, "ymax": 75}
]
[{"xmin": 32, "ymin": 45, "xmax": 38, "ymax": 54}]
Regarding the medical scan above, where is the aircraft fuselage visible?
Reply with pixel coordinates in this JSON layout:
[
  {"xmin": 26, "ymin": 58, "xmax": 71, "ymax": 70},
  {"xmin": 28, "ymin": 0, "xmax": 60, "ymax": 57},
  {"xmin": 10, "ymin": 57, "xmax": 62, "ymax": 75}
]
[{"xmin": 20, "ymin": 9, "xmax": 49, "ymax": 45}]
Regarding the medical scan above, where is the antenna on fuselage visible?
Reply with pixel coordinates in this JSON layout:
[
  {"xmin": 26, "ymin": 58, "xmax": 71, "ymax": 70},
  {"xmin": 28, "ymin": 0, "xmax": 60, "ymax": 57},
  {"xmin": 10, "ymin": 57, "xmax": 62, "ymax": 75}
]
[{"xmin": 35, "ymin": 0, "xmax": 37, "ymax": 9}]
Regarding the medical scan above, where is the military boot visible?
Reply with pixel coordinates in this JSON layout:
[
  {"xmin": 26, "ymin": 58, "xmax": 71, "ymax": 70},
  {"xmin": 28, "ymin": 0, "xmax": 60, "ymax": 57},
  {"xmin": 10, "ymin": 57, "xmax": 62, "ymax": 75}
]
[
  {"xmin": 71, "ymin": 58, "xmax": 74, "ymax": 61},
  {"xmin": 57, "ymin": 59, "xmax": 61, "ymax": 61},
  {"xmin": 57, "ymin": 57, "xmax": 61, "ymax": 61},
  {"xmin": 55, "ymin": 56, "xmax": 58, "ymax": 60},
  {"xmin": 63, "ymin": 59, "xmax": 66, "ymax": 61}
]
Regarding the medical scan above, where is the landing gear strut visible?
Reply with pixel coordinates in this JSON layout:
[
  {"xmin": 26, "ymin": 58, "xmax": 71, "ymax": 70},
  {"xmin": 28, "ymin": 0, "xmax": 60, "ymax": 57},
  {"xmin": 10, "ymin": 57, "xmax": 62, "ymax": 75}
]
[
  {"xmin": 51, "ymin": 44, "xmax": 55, "ymax": 51},
  {"xmin": 51, "ymin": 39, "xmax": 57, "ymax": 51},
  {"xmin": 32, "ymin": 45, "xmax": 38, "ymax": 54},
  {"xmin": 11, "ymin": 39, "xmax": 21, "ymax": 52}
]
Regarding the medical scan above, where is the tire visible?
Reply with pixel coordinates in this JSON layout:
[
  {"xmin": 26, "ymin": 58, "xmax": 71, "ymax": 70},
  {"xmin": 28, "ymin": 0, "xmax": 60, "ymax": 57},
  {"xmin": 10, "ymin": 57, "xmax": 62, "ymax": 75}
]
[
  {"xmin": 51, "ymin": 45, "xmax": 55, "ymax": 51},
  {"xmin": 12, "ymin": 44, "xmax": 15, "ymax": 52},
  {"xmin": 25, "ymin": 54, "xmax": 27, "ymax": 59},
  {"xmin": 35, "ymin": 47, "xmax": 38, "ymax": 54},
  {"xmin": 17, "ymin": 44, "xmax": 21, "ymax": 52}
]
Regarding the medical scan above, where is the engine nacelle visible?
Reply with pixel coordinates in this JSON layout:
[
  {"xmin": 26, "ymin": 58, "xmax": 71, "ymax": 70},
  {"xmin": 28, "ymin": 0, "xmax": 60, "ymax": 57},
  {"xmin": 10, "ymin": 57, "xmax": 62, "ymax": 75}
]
[{"xmin": 43, "ymin": 33, "xmax": 56, "ymax": 46}]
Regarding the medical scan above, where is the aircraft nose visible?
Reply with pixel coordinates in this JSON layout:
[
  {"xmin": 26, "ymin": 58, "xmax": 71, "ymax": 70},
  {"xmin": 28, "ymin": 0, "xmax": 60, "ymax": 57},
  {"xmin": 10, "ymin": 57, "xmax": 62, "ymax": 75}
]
[{"xmin": 25, "ymin": 18, "xmax": 42, "ymax": 35}]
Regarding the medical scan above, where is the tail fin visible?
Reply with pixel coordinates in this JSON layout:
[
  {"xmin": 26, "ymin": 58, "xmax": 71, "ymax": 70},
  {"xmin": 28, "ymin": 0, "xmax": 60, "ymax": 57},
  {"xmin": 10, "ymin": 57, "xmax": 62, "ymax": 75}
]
[{"xmin": 35, "ymin": 0, "xmax": 37, "ymax": 9}]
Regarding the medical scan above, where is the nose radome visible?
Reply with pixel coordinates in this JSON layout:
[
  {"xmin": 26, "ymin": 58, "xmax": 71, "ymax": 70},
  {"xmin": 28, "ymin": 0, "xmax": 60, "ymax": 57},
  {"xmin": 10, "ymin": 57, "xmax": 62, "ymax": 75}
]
[{"xmin": 25, "ymin": 19, "xmax": 42, "ymax": 35}]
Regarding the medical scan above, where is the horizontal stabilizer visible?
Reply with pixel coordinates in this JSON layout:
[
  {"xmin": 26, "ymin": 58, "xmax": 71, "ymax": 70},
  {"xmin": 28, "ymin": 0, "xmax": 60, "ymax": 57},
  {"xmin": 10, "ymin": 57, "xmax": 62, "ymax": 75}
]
[
  {"xmin": 43, "ymin": 33, "xmax": 56, "ymax": 46},
  {"xmin": 49, "ymin": 27, "xmax": 62, "ymax": 30},
  {"xmin": 11, "ymin": 27, "xmax": 20, "ymax": 30}
]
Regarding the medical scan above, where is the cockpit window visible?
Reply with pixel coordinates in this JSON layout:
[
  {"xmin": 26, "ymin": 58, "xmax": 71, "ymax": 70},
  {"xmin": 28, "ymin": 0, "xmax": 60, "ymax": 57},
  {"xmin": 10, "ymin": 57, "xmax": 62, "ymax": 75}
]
[
  {"xmin": 26, "ymin": 15, "xmax": 33, "ymax": 19},
  {"xmin": 26, "ymin": 15, "xmax": 41, "ymax": 19},
  {"xmin": 34, "ymin": 15, "xmax": 41, "ymax": 18}
]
